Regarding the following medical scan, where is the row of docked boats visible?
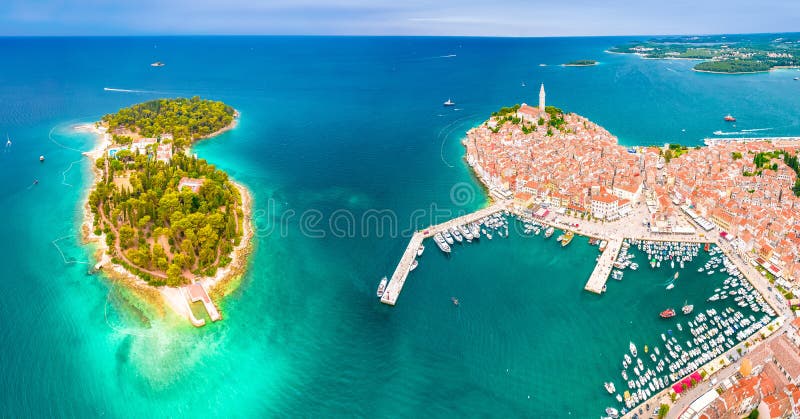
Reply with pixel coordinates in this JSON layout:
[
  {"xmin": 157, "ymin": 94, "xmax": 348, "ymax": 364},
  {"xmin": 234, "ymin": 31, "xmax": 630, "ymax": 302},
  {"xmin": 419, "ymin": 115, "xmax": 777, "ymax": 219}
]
[
  {"xmin": 602, "ymin": 240, "xmax": 776, "ymax": 416},
  {"xmin": 432, "ymin": 214, "xmax": 512, "ymax": 254}
]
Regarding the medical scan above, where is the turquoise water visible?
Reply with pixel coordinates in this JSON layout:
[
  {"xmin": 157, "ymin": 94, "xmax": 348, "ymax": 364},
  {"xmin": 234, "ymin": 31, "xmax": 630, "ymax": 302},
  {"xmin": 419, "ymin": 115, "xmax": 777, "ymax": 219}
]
[{"xmin": 0, "ymin": 36, "xmax": 794, "ymax": 417}]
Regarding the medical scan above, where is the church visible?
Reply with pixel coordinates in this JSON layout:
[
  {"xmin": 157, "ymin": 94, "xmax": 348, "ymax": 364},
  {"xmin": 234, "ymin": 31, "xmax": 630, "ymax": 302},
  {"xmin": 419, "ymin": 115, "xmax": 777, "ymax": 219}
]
[{"xmin": 516, "ymin": 83, "xmax": 546, "ymax": 123}]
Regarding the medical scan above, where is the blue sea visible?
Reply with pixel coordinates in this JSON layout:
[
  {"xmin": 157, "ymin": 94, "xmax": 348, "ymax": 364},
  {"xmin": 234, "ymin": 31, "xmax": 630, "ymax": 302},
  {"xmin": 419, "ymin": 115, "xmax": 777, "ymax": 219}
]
[{"xmin": 0, "ymin": 36, "xmax": 797, "ymax": 417}]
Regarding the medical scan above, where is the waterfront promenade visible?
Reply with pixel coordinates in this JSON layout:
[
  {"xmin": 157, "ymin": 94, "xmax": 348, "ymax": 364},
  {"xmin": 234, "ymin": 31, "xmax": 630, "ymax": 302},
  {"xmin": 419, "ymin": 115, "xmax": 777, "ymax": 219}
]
[{"xmin": 381, "ymin": 201, "xmax": 510, "ymax": 306}]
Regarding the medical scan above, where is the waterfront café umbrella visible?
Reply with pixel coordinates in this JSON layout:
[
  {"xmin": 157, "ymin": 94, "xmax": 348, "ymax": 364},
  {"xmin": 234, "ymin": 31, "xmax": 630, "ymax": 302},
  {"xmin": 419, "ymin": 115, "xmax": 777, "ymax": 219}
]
[
  {"xmin": 690, "ymin": 372, "xmax": 703, "ymax": 384},
  {"xmin": 740, "ymin": 358, "xmax": 753, "ymax": 377}
]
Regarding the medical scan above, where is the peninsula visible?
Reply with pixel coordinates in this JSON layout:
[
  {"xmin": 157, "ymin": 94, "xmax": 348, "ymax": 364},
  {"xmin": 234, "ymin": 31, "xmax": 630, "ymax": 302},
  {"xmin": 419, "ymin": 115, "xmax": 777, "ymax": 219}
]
[
  {"xmin": 82, "ymin": 97, "xmax": 252, "ymax": 326},
  {"xmin": 610, "ymin": 33, "xmax": 800, "ymax": 74},
  {"xmin": 383, "ymin": 84, "xmax": 800, "ymax": 417}
]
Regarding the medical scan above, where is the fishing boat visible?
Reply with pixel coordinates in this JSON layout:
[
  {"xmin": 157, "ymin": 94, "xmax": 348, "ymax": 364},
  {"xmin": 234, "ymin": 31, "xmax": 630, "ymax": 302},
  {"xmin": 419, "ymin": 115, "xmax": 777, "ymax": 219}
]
[
  {"xmin": 604, "ymin": 382, "xmax": 616, "ymax": 394},
  {"xmin": 409, "ymin": 260, "xmax": 418, "ymax": 271},
  {"xmin": 443, "ymin": 99, "xmax": 455, "ymax": 106},
  {"xmin": 629, "ymin": 342, "xmax": 637, "ymax": 357},
  {"xmin": 376, "ymin": 277, "xmax": 388, "ymax": 298},
  {"xmin": 561, "ymin": 230, "xmax": 574, "ymax": 247},
  {"xmin": 660, "ymin": 308, "xmax": 676, "ymax": 319},
  {"xmin": 417, "ymin": 244, "xmax": 425, "ymax": 257}
]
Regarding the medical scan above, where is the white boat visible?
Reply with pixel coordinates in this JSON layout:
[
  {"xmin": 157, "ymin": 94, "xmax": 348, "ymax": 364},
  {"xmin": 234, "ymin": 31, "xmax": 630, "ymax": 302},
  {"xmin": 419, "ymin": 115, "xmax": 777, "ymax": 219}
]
[
  {"xmin": 417, "ymin": 244, "xmax": 425, "ymax": 257},
  {"xmin": 604, "ymin": 382, "xmax": 616, "ymax": 394},
  {"xmin": 630, "ymin": 342, "xmax": 637, "ymax": 357},
  {"xmin": 682, "ymin": 304, "xmax": 694, "ymax": 315},
  {"xmin": 377, "ymin": 277, "xmax": 388, "ymax": 298},
  {"xmin": 605, "ymin": 407, "xmax": 619, "ymax": 418},
  {"xmin": 409, "ymin": 260, "xmax": 418, "ymax": 271},
  {"xmin": 150, "ymin": 61, "xmax": 165, "ymax": 67},
  {"xmin": 666, "ymin": 283, "xmax": 675, "ymax": 290},
  {"xmin": 615, "ymin": 394, "xmax": 623, "ymax": 403},
  {"xmin": 621, "ymin": 370, "xmax": 628, "ymax": 380},
  {"xmin": 443, "ymin": 99, "xmax": 455, "ymax": 106}
]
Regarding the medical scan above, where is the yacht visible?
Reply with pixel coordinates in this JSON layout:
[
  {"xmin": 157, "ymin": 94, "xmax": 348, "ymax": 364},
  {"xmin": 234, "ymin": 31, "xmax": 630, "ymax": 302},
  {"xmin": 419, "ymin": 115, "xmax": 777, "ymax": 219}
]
[
  {"xmin": 376, "ymin": 277, "xmax": 388, "ymax": 298},
  {"xmin": 417, "ymin": 244, "xmax": 425, "ymax": 257},
  {"xmin": 544, "ymin": 226, "xmax": 555, "ymax": 238},
  {"xmin": 443, "ymin": 231, "xmax": 454, "ymax": 245},
  {"xmin": 443, "ymin": 99, "xmax": 455, "ymax": 106},
  {"xmin": 629, "ymin": 342, "xmax": 637, "ymax": 357},
  {"xmin": 409, "ymin": 260, "xmax": 418, "ymax": 271}
]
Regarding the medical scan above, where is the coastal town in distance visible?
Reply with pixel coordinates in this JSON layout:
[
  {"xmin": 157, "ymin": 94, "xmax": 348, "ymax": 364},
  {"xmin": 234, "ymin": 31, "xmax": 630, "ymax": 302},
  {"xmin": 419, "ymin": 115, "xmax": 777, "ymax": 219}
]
[{"xmin": 380, "ymin": 84, "xmax": 800, "ymax": 418}]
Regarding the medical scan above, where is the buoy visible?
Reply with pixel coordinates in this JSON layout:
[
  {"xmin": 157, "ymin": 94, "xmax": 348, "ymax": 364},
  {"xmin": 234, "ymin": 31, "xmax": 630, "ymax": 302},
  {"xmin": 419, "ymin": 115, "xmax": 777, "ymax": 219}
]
[{"xmin": 39, "ymin": 155, "xmax": 45, "ymax": 162}]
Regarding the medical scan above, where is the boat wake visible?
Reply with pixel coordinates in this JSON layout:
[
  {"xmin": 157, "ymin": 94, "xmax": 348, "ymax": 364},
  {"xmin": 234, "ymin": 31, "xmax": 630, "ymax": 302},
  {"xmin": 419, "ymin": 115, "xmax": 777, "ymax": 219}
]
[
  {"xmin": 103, "ymin": 87, "xmax": 161, "ymax": 94},
  {"xmin": 439, "ymin": 54, "xmax": 457, "ymax": 58},
  {"xmin": 713, "ymin": 127, "xmax": 773, "ymax": 136}
]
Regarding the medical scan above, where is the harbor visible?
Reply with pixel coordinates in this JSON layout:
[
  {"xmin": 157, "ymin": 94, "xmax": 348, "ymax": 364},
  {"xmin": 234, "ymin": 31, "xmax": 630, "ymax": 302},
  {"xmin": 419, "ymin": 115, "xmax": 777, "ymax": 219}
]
[{"xmin": 380, "ymin": 201, "xmax": 509, "ymax": 305}]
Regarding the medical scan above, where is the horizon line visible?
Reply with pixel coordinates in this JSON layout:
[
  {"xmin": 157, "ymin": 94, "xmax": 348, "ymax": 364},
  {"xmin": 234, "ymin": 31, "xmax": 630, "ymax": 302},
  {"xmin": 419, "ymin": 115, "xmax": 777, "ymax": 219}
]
[{"xmin": 1, "ymin": 30, "xmax": 799, "ymax": 39}]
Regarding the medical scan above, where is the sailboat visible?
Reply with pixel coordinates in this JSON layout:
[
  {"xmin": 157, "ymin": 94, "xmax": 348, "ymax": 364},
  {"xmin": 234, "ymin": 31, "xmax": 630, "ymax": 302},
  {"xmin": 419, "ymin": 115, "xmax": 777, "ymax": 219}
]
[{"xmin": 443, "ymin": 99, "xmax": 455, "ymax": 106}]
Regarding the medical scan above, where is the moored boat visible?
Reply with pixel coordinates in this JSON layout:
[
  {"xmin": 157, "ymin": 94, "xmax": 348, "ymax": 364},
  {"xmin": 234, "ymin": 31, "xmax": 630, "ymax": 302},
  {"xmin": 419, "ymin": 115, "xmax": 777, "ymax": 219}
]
[
  {"xmin": 660, "ymin": 308, "xmax": 676, "ymax": 319},
  {"xmin": 561, "ymin": 230, "xmax": 574, "ymax": 247},
  {"xmin": 377, "ymin": 277, "xmax": 388, "ymax": 298},
  {"xmin": 409, "ymin": 260, "xmax": 418, "ymax": 271}
]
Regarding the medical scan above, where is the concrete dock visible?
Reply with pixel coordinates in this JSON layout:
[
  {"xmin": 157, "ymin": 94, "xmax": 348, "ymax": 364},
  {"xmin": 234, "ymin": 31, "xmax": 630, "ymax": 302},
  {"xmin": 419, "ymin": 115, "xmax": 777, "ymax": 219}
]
[
  {"xmin": 186, "ymin": 282, "xmax": 222, "ymax": 323},
  {"xmin": 584, "ymin": 238, "xmax": 623, "ymax": 294},
  {"xmin": 381, "ymin": 202, "xmax": 509, "ymax": 306}
]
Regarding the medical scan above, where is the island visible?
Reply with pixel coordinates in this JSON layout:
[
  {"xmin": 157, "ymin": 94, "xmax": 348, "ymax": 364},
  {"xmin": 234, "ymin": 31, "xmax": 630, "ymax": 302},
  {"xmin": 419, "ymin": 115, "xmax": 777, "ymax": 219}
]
[
  {"xmin": 563, "ymin": 59, "xmax": 597, "ymax": 66},
  {"xmin": 82, "ymin": 97, "xmax": 252, "ymax": 327},
  {"xmin": 610, "ymin": 33, "xmax": 800, "ymax": 74}
]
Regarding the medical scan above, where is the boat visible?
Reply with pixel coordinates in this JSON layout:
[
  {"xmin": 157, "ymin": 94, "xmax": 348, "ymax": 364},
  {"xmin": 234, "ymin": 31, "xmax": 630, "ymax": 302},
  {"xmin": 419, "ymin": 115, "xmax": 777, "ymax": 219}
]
[
  {"xmin": 724, "ymin": 114, "xmax": 736, "ymax": 122},
  {"xmin": 621, "ymin": 370, "xmax": 628, "ymax": 380},
  {"xmin": 666, "ymin": 283, "xmax": 675, "ymax": 290},
  {"xmin": 409, "ymin": 260, "xmax": 418, "ymax": 271},
  {"xmin": 561, "ymin": 231, "xmax": 574, "ymax": 247},
  {"xmin": 629, "ymin": 342, "xmax": 637, "ymax": 357},
  {"xmin": 644, "ymin": 345, "xmax": 648, "ymax": 353},
  {"xmin": 433, "ymin": 233, "xmax": 451, "ymax": 253},
  {"xmin": 417, "ymin": 244, "xmax": 425, "ymax": 257},
  {"xmin": 544, "ymin": 226, "xmax": 554, "ymax": 238},
  {"xmin": 605, "ymin": 407, "xmax": 619, "ymax": 418},
  {"xmin": 451, "ymin": 297, "xmax": 459, "ymax": 306},
  {"xmin": 682, "ymin": 303, "xmax": 694, "ymax": 315},
  {"xmin": 599, "ymin": 240, "xmax": 608, "ymax": 252},
  {"xmin": 377, "ymin": 277, "xmax": 388, "ymax": 298},
  {"xmin": 150, "ymin": 61, "xmax": 165, "ymax": 67},
  {"xmin": 615, "ymin": 394, "xmax": 623, "ymax": 403},
  {"xmin": 704, "ymin": 243, "xmax": 710, "ymax": 252},
  {"xmin": 39, "ymin": 155, "xmax": 45, "ymax": 162},
  {"xmin": 660, "ymin": 308, "xmax": 676, "ymax": 319},
  {"xmin": 443, "ymin": 99, "xmax": 455, "ymax": 106},
  {"xmin": 624, "ymin": 354, "xmax": 632, "ymax": 365},
  {"xmin": 604, "ymin": 382, "xmax": 616, "ymax": 394}
]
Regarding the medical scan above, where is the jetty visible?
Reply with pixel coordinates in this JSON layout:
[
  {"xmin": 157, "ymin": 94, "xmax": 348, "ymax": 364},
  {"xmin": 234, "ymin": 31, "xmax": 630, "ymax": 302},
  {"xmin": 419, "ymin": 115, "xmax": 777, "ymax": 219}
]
[
  {"xmin": 184, "ymin": 282, "xmax": 221, "ymax": 326},
  {"xmin": 381, "ymin": 202, "xmax": 509, "ymax": 306},
  {"xmin": 584, "ymin": 238, "xmax": 623, "ymax": 294}
]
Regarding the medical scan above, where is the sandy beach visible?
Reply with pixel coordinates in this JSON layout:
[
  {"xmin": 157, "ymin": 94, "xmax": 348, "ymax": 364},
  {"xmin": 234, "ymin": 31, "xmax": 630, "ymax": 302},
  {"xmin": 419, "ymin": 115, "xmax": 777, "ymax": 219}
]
[{"xmin": 79, "ymin": 112, "xmax": 253, "ymax": 324}]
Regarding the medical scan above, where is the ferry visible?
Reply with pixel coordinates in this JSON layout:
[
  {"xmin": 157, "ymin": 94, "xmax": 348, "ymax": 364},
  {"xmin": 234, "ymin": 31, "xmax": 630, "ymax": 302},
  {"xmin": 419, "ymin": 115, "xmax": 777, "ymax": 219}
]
[
  {"xmin": 544, "ymin": 226, "xmax": 555, "ymax": 238},
  {"xmin": 660, "ymin": 308, "xmax": 676, "ymax": 319},
  {"xmin": 724, "ymin": 114, "xmax": 736, "ymax": 122},
  {"xmin": 409, "ymin": 260, "xmax": 418, "ymax": 271},
  {"xmin": 376, "ymin": 277, "xmax": 388, "ymax": 298},
  {"xmin": 604, "ymin": 382, "xmax": 616, "ymax": 394},
  {"xmin": 443, "ymin": 99, "xmax": 455, "ymax": 106},
  {"xmin": 561, "ymin": 231, "xmax": 574, "ymax": 247},
  {"xmin": 150, "ymin": 61, "xmax": 165, "ymax": 67}
]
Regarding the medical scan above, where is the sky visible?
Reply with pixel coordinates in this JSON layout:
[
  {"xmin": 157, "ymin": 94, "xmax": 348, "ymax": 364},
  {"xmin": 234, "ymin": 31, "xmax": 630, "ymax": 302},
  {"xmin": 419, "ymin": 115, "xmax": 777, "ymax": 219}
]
[{"xmin": 1, "ymin": 0, "xmax": 799, "ymax": 37}]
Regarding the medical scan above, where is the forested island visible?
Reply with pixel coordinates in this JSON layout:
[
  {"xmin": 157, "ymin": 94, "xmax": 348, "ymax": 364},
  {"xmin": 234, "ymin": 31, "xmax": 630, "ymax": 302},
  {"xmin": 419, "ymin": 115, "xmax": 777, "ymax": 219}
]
[
  {"xmin": 85, "ymin": 97, "xmax": 250, "ymax": 294},
  {"xmin": 610, "ymin": 33, "xmax": 800, "ymax": 74},
  {"xmin": 564, "ymin": 59, "xmax": 597, "ymax": 66}
]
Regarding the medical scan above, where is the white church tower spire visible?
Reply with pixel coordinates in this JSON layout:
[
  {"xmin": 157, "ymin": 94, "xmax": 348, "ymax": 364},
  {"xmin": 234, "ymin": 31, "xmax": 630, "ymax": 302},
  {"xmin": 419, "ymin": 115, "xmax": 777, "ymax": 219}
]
[{"xmin": 539, "ymin": 83, "xmax": 546, "ymax": 111}]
